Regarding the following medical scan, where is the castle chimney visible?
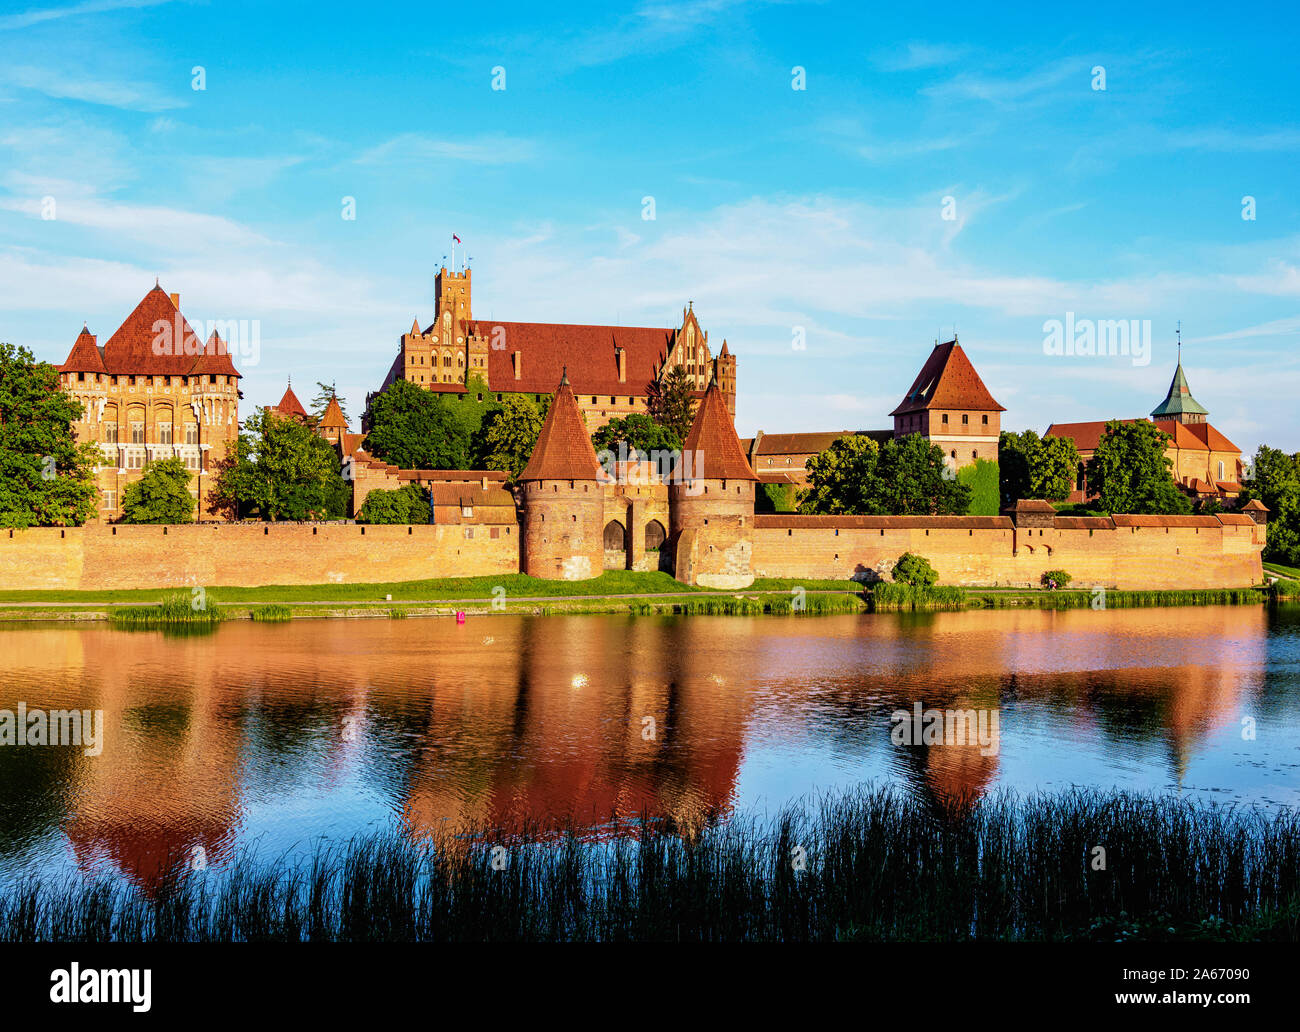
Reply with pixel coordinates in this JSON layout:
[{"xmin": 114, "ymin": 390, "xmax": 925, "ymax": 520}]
[
  {"xmin": 169, "ymin": 292, "xmax": 180, "ymax": 309},
  {"xmin": 616, "ymin": 347, "xmax": 626, "ymax": 383},
  {"xmin": 512, "ymin": 350, "xmax": 522, "ymax": 381}
]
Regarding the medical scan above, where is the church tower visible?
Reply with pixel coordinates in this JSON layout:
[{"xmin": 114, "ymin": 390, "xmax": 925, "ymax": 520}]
[
  {"xmin": 518, "ymin": 371, "xmax": 606, "ymax": 580},
  {"xmin": 668, "ymin": 376, "xmax": 758, "ymax": 588},
  {"xmin": 1150, "ymin": 347, "xmax": 1209, "ymax": 426}
]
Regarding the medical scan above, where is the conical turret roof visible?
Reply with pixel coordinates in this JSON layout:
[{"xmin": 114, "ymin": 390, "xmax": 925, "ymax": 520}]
[
  {"xmin": 519, "ymin": 375, "xmax": 602, "ymax": 481},
  {"xmin": 1151, "ymin": 360, "xmax": 1209, "ymax": 418},
  {"xmin": 274, "ymin": 381, "xmax": 308, "ymax": 420},
  {"xmin": 318, "ymin": 394, "xmax": 348, "ymax": 429},
  {"xmin": 679, "ymin": 379, "xmax": 756, "ymax": 480}
]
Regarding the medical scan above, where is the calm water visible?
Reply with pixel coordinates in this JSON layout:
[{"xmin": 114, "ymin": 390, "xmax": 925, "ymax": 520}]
[{"xmin": 2, "ymin": 605, "xmax": 1299, "ymax": 889}]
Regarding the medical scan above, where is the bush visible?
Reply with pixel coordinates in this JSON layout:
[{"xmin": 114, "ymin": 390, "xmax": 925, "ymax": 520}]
[
  {"xmin": 1040, "ymin": 569, "xmax": 1073, "ymax": 589},
  {"xmin": 891, "ymin": 552, "xmax": 938, "ymax": 587},
  {"xmin": 358, "ymin": 484, "xmax": 429, "ymax": 525}
]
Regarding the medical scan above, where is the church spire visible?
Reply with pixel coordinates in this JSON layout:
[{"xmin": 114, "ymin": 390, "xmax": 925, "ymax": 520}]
[{"xmin": 1151, "ymin": 333, "xmax": 1209, "ymax": 424}]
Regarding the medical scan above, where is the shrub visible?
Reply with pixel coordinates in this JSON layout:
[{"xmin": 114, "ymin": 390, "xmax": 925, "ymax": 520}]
[
  {"xmin": 358, "ymin": 484, "xmax": 429, "ymax": 525},
  {"xmin": 891, "ymin": 552, "xmax": 938, "ymax": 587},
  {"xmin": 1040, "ymin": 569, "xmax": 1073, "ymax": 589},
  {"xmin": 957, "ymin": 458, "xmax": 1000, "ymax": 516}
]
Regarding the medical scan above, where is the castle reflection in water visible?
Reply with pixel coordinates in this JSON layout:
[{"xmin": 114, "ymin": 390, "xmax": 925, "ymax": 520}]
[{"xmin": 1, "ymin": 605, "xmax": 1297, "ymax": 889}]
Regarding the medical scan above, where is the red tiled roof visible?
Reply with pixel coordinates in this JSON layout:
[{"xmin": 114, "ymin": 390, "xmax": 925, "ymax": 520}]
[
  {"xmin": 190, "ymin": 331, "xmax": 240, "ymax": 377},
  {"xmin": 1242, "ymin": 499, "xmax": 1269, "ymax": 512},
  {"xmin": 1005, "ymin": 498, "xmax": 1057, "ymax": 513},
  {"xmin": 754, "ymin": 514, "xmax": 1013, "ymax": 530},
  {"xmin": 63, "ymin": 286, "xmax": 241, "ymax": 378},
  {"xmin": 518, "ymin": 378, "xmax": 603, "ymax": 481},
  {"xmin": 59, "ymin": 327, "xmax": 106, "ymax": 374},
  {"xmin": 1044, "ymin": 418, "xmax": 1143, "ymax": 453},
  {"xmin": 1051, "ymin": 417, "xmax": 1240, "ymax": 458},
  {"xmin": 1054, "ymin": 516, "xmax": 1115, "ymax": 530},
  {"xmin": 318, "ymin": 395, "xmax": 348, "ymax": 430},
  {"xmin": 273, "ymin": 383, "xmax": 308, "ymax": 419},
  {"xmin": 890, "ymin": 340, "xmax": 1004, "ymax": 416},
  {"xmin": 461, "ymin": 319, "xmax": 675, "ymax": 397},
  {"xmin": 1216, "ymin": 513, "xmax": 1256, "ymax": 527},
  {"xmin": 1111, "ymin": 514, "xmax": 1222, "ymax": 528},
  {"xmin": 680, "ymin": 381, "xmax": 756, "ymax": 480},
  {"xmin": 741, "ymin": 431, "xmax": 858, "ymax": 456}
]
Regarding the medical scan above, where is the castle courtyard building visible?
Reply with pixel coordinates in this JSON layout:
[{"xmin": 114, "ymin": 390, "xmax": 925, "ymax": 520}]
[{"xmin": 57, "ymin": 285, "xmax": 241, "ymax": 522}]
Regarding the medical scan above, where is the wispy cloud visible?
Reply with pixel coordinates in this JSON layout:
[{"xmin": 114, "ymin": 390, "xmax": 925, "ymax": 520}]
[
  {"xmin": 874, "ymin": 41, "xmax": 971, "ymax": 72},
  {"xmin": 1, "ymin": 64, "xmax": 183, "ymax": 111},
  {"xmin": 0, "ymin": 0, "xmax": 174, "ymax": 31},
  {"xmin": 354, "ymin": 132, "xmax": 537, "ymax": 166},
  {"xmin": 922, "ymin": 58, "xmax": 1081, "ymax": 104}
]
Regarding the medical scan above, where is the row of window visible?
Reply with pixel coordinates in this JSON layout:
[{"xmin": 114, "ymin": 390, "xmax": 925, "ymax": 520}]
[
  {"xmin": 116, "ymin": 449, "xmax": 202, "ymax": 471},
  {"xmin": 103, "ymin": 424, "xmax": 202, "ymax": 445},
  {"xmin": 67, "ymin": 373, "xmax": 234, "ymax": 387},
  {"xmin": 898, "ymin": 412, "xmax": 992, "ymax": 429}
]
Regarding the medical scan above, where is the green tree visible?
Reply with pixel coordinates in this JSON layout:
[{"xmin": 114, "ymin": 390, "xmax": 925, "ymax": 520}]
[
  {"xmin": 592, "ymin": 412, "xmax": 681, "ymax": 459},
  {"xmin": 363, "ymin": 379, "xmax": 472, "ymax": 469},
  {"xmin": 646, "ymin": 365, "xmax": 696, "ymax": 444},
  {"xmin": 118, "ymin": 457, "xmax": 196, "ymax": 524},
  {"xmin": 210, "ymin": 409, "xmax": 349, "ymax": 521},
  {"xmin": 800, "ymin": 434, "xmax": 969, "ymax": 515},
  {"xmin": 0, "ymin": 342, "xmax": 99, "ymax": 528},
  {"xmin": 892, "ymin": 552, "xmax": 938, "ymax": 587},
  {"xmin": 481, "ymin": 394, "xmax": 548, "ymax": 478},
  {"xmin": 999, "ymin": 429, "xmax": 1079, "ymax": 505},
  {"xmin": 1085, "ymin": 420, "xmax": 1191, "ymax": 515},
  {"xmin": 310, "ymin": 381, "xmax": 348, "ymax": 423},
  {"xmin": 357, "ymin": 484, "xmax": 430, "ymax": 525},
  {"xmin": 874, "ymin": 434, "xmax": 972, "ymax": 515},
  {"xmin": 1239, "ymin": 445, "xmax": 1300, "ymax": 566},
  {"xmin": 800, "ymin": 435, "xmax": 884, "ymax": 515}
]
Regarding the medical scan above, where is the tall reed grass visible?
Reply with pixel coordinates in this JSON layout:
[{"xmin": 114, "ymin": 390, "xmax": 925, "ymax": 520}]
[
  {"xmin": 630, "ymin": 594, "xmax": 864, "ymax": 616},
  {"xmin": 110, "ymin": 592, "xmax": 226, "ymax": 628},
  {"xmin": 249, "ymin": 604, "xmax": 292, "ymax": 622},
  {"xmin": 3, "ymin": 786, "xmax": 1296, "ymax": 942}
]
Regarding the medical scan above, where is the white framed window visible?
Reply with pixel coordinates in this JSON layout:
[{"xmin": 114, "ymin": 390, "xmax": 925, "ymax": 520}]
[{"xmin": 102, "ymin": 490, "xmax": 116, "ymax": 510}]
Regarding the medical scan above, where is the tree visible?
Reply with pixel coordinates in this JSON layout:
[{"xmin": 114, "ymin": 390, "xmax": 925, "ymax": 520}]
[
  {"xmin": 311, "ymin": 381, "xmax": 348, "ymax": 423},
  {"xmin": 800, "ymin": 435, "xmax": 883, "ymax": 515},
  {"xmin": 1000, "ymin": 429, "xmax": 1079, "ymax": 506},
  {"xmin": 1085, "ymin": 420, "xmax": 1191, "ymax": 515},
  {"xmin": 363, "ymin": 379, "xmax": 472, "ymax": 469},
  {"xmin": 1239, "ymin": 445, "xmax": 1300, "ymax": 566},
  {"xmin": 210, "ymin": 409, "xmax": 349, "ymax": 521},
  {"xmin": 892, "ymin": 552, "xmax": 938, "ymax": 586},
  {"xmin": 480, "ymin": 394, "xmax": 548, "ymax": 478},
  {"xmin": 592, "ymin": 412, "xmax": 681, "ymax": 459},
  {"xmin": 646, "ymin": 365, "xmax": 696, "ymax": 444},
  {"xmin": 800, "ymin": 434, "xmax": 970, "ymax": 516},
  {"xmin": 119, "ymin": 457, "xmax": 195, "ymax": 524},
  {"xmin": 357, "ymin": 484, "xmax": 429, "ymax": 525},
  {"xmin": 0, "ymin": 342, "xmax": 100, "ymax": 528}
]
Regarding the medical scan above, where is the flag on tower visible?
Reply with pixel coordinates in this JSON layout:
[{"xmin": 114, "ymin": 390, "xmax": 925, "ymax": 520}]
[{"xmin": 452, "ymin": 234, "xmax": 461, "ymax": 243}]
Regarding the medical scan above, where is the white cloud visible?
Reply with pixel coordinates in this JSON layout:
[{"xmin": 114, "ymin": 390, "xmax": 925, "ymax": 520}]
[
  {"xmin": 0, "ymin": 0, "xmax": 174, "ymax": 31},
  {"xmin": 354, "ymin": 133, "xmax": 536, "ymax": 166},
  {"xmin": 1, "ymin": 64, "xmax": 183, "ymax": 112}
]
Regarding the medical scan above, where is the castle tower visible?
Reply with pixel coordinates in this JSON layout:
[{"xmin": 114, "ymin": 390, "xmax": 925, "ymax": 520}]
[
  {"xmin": 518, "ymin": 371, "xmax": 605, "ymax": 580},
  {"xmin": 668, "ymin": 376, "xmax": 758, "ymax": 588},
  {"xmin": 890, "ymin": 337, "xmax": 1005, "ymax": 470},
  {"xmin": 715, "ymin": 340, "xmax": 737, "ymax": 420},
  {"xmin": 317, "ymin": 394, "xmax": 348, "ymax": 445}
]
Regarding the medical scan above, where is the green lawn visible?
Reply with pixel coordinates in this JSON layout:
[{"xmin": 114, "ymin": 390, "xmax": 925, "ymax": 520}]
[
  {"xmin": 0, "ymin": 571, "xmax": 866, "ymax": 607},
  {"xmin": 1265, "ymin": 562, "xmax": 1300, "ymax": 580}
]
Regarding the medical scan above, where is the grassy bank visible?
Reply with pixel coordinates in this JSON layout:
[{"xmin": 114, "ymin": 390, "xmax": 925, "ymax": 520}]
[{"xmin": 3, "ymin": 785, "xmax": 1297, "ymax": 942}]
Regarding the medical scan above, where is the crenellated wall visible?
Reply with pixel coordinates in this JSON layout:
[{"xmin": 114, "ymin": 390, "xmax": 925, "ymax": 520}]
[
  {"xmin": 0, "ymin": 523, "xmax": 519, "ymax": 591},
  {"xmin": 750, "ymin": 513, "xmax": 1265, "ymax": 590}
]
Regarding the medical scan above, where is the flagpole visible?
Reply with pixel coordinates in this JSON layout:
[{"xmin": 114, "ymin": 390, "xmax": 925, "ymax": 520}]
[{"xmin": 451, "ymin": 235, "xmax": 455, "ymax": 274}]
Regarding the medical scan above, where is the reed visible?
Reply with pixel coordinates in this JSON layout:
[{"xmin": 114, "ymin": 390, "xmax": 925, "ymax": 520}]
[
  {"xmin": 630, "ymin": 594, "xmax": 864, "ymax": 616},
  {"xmin": 4, "ymin": 786, "xmax": 1295, "ymax": 943},
  {"xmin": 387, "ymin": 608, "xmax": 409, "ymax": 619},
  {"xmin": 870, "ymin": 583, "xmax": 966, "ymax": 610},
  {"xmin": 110, "ymin": 592, "xmax": 225, "ymax": 627},
  {"xmin": 1272, "ymin": 579, "xmax": 1300, "ymax": 600},
  {"xmin": 249, "ymin": 604, "xmax": 292, "ymax": 622}
]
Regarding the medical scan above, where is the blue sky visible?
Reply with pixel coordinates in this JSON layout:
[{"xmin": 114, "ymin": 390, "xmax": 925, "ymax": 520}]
[{"xmin": 1, "ymin": 0, "xmax": 1297, "ymax": 452}]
